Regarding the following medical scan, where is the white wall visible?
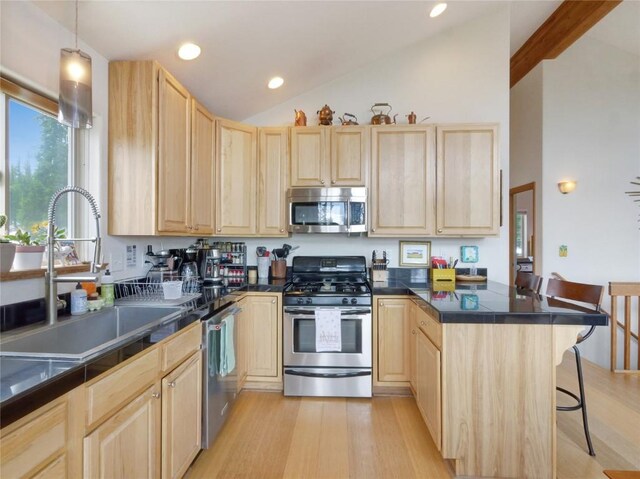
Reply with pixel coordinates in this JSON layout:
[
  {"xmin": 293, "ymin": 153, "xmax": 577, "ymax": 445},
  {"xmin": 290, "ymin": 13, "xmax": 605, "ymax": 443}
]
[
  {"xmin": 245, "ymin": 6, "xmax": 511, "ymax": 279},
  {"xmin": 541, "ymin": 36, "xmax": 640, "ymax": 367},
  {"xmin": 0, "ymin": 1, "xmax": 175, "ymax": 304},
  {"xmin": 511, "ymin": 34, "xmax": 640, "ymax": 368},
  {"xmin": 510, "ymin": 64, "xmax": 544, "ymax": 271},
  {"xmin": 0, "ymin": 2, "xmax": 511, "ymax": 305}
]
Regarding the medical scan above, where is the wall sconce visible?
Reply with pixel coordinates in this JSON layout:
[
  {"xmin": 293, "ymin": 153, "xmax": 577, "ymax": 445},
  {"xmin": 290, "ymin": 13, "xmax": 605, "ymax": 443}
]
[
  {"xmin": 58, "ymin": 0, "xmax": 92, "ymax": 129},
  {"xmin": 558, "ymin": 180, "xmax": 577, "ymax": 194}
]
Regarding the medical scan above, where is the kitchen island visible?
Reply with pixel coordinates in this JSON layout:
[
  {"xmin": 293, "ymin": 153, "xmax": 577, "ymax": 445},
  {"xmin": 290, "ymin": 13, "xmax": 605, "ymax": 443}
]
[{"xmin": 373, "ymin": 278, "xmax": 608, "ymax": 479}]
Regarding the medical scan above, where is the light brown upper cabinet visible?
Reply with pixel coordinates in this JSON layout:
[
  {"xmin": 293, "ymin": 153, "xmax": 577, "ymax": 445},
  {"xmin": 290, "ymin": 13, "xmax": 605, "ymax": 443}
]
[
  {"xmin": 215, "ymin": 119, "xmax": 257, "ymax": 236},
  {"xmin": 436, "ymin": 124, "xmax": 499, "ymax": 236},
  {"xmin": 290, "ymin": 126, "xmax": 368, "ymax": 187},
  {"xmin": 108, "ymin": 61, "xmax": 214, "ymax": 236},
  {"xmin": 370, "ymin": 126, "xmax": 436, "ymax": 236},
  {"xmin": 258, "ymin": 127, "xmax": 289, "ymax": 236}
]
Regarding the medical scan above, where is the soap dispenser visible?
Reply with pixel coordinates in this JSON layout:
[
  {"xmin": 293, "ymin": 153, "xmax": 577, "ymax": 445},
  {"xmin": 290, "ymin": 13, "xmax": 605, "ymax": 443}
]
[
  {"xmin": 71, "ymin": 282, "xmax": 88, "ymax": 315},
  {"xmin": 102, "ymin": 269, "xmax": 115, "ymax": 307}
]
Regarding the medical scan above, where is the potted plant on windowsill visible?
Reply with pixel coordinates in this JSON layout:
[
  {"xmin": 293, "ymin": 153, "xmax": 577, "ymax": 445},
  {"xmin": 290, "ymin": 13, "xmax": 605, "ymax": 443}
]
[
  {"xmin": 5, "ymin": 221, "xmax": 65, "ymax": 271},
  {"xmin": 0, "ymin": 215, "xmax": 17, "ymax": 273}
]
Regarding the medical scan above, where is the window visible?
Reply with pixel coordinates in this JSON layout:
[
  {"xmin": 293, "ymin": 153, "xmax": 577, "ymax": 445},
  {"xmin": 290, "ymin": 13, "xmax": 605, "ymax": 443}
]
[{"xmin": 1, "ymin": 77, "xmax": 75, "ymax": 237}]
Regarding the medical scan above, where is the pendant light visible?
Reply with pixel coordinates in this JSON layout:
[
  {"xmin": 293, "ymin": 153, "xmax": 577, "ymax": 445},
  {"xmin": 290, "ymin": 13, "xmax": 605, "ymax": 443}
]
[{"xmin": 59, "ymin": 0, "xmax": 92, "ymax": 129}]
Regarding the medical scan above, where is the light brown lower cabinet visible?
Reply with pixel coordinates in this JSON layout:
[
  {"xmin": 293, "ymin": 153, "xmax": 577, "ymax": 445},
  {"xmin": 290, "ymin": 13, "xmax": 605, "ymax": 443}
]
[
  {"xmin": 236, "ymin": 298, "xmax": 249, "ymax": 391},
  {"xmin": 162, "ymin": 351, "xmax": 203, "ymax": 479},
  {"xmin": 376, "ymin": 298, "xmax": 412, "ymax": 384},
  {"xmin": 415, "ymin": 327, "xmax": 442, "ymax": 450},
  {"xmin": 84, "ymin": 384, "xmax": 162, "ymax": 478},
  {"xmin": 0, "ymin": 396, "xmax": 69, "ymax": 478},
  {"xmin": 245, "ymin": 294, "xmax": 281, "ymax": 382}
]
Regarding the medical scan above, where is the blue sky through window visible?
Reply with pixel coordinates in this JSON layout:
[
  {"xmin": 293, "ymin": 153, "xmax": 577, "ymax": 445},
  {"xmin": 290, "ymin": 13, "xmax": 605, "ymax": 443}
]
[{"xmin": 8, "ymin": 99, "xmax": 43, "ymax": 171}]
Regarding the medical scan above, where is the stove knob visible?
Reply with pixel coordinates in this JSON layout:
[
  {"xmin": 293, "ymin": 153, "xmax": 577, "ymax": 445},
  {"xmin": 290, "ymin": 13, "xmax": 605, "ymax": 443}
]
[
  {"xmin": 305, "ymin": 297, "xmax": 312, "ymax": 305},
  {"xmin": 350, "ymin": 298, "xmax": 358, "ymax": 305},
  {"xmin": 297, "ymin": 298, "xmax": 304, "ymax": 305},
  {"xmin": 342, "ymin": 298, "xmax": 349, "ymax": 305}
]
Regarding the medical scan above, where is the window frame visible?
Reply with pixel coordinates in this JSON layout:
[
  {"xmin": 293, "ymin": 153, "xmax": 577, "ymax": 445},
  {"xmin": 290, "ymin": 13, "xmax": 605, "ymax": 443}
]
[{"xmin": 1, "ymin": 76, "xmax": 85, "ymax": 238}]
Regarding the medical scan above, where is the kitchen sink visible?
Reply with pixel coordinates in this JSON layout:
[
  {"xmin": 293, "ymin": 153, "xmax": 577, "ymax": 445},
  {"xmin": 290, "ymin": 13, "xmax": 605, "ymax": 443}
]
[{"xmin": 0, "ymin": 306, "xmax": 184, "ymax": 361}]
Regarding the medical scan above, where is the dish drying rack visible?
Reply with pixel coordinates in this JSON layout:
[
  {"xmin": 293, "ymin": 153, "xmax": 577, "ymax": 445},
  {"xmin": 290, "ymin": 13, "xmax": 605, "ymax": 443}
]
[{"xmin": 114, "ymin": 277, "xmax": 202, "ymax": 308}]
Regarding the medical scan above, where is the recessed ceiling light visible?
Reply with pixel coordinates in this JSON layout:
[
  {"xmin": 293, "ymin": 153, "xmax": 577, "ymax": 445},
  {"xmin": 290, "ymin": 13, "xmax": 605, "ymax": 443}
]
[
  {"xmin": 268, "ymin": 76, "xmax": 284, "ymax": 89},
  {"xmin": 430, "ymin": 3, "xmax": 447, "ymax": 18},
  {"xmin": 178, "ymin": 43, "xmax": 201, "ymax": 60}
]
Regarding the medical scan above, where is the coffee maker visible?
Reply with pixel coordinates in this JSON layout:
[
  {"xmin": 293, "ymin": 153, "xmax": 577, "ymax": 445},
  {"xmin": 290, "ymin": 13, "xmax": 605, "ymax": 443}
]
[
  {"xmin": 198, "ymin": 248, "xmax": 222, "ymax": 283},
  {"xmin": 180, "ymin": 245, "xmax": 199, "ymax": 280},
  {"xmin": 146, "ymin": 247, "xmax": 182, "ymax": 282}
]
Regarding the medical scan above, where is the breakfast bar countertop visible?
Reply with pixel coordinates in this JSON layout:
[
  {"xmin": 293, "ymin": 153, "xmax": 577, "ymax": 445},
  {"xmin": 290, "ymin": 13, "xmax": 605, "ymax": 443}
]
[{"xmin": 372, "ymin": 279, "xmax": 608, "ymax": 326}]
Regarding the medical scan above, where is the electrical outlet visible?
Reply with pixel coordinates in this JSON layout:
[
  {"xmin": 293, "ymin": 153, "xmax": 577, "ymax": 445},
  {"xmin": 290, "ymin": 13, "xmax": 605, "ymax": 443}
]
[
  {"xmin": 110, "ymin": 251, "xmax": 124, "ymax": 272},
  {"xmin": 126, "ymin": 245, "xmax": 137, "ymax": 267}
]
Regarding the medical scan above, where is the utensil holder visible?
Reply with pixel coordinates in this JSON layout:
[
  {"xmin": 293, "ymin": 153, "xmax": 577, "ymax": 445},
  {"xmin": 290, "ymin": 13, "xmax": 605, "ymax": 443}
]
[
  {"xmin": 257, "ymin": 257, "xmax": 270, "ymax": 279},
  {"xmin": 431, "ymin": 268, "xmax": 455, "ymax": 282},
  {"xmin": 271, "ymin": 259, "xmax": 287, "ymax": 279}
]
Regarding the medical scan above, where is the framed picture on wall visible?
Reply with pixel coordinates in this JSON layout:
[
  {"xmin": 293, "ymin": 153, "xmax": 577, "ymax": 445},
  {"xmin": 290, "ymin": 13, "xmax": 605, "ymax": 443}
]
[
  {"xmin": 460, "ymin": 246, "xmax": 479, "ymax": 263},
  {"xmin": 399, "ymin": 241, "xmax": 431, "ymax": 267}
]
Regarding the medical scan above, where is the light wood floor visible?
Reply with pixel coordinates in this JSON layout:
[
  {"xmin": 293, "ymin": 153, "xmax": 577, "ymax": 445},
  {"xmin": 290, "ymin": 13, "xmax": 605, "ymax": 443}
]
[{"xmin": 188, "ymin": 355, "xmax": 639, "ymax": 479}]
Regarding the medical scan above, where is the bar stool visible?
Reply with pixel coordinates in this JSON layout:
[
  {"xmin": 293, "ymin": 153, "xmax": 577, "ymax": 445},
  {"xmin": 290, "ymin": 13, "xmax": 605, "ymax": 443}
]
[
  {"xmin": 546, "ymin": 278, "xmax": 604, "ymax": 456},
  {"xmin": 515, "ymin": 271, "xmax": 543, "ymax": 293}
]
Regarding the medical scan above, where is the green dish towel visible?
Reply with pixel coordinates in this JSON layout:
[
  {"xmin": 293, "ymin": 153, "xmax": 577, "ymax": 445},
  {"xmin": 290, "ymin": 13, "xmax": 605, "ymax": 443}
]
[{"xmin": 219, "ymin": 315, "xmax": 235, "ymax": 377}]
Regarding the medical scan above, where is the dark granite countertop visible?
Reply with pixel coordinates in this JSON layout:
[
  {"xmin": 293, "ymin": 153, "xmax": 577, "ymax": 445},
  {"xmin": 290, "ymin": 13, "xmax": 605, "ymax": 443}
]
[
  {"xmin": 373, "ymin": 279, "xmax": 608, "ymax": 326},
  {"xmin": 0, "ymin": 278, "xmax": 288, "ymax": 426}
]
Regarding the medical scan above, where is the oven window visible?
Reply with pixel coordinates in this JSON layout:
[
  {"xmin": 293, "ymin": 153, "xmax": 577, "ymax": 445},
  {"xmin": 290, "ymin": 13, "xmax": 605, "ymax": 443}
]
[
  {"xmin": 349, "ymin": 201, "xmax": 366, "ymax": 226},
  {"xmin": 293, "ymin": 317, "xmax": 362, "ymax": 353},
  {"xmin": 291, "ymin": 202, "xmax": 347, "ymax": 226}
]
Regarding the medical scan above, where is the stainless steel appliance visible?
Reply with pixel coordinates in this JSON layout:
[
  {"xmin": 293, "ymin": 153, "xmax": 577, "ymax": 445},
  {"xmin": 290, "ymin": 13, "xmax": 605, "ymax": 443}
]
[
  {"xmin": 287, "ymin": 187, "xmax": 367, "ymax": 234},
  {"xmin": 145, "ymin": 248, "xmax": 181, "ymax": 282},
  {"xmin": 202, "ymin": 302, "xmax": 240, "ymax": 448},
  {"xmin": 199, "ymin": 249, "xmax": 222, "ymax": 283},
  {"xmin": 283, "ymin": 256, "xmax": 372, "ymax": 397}
]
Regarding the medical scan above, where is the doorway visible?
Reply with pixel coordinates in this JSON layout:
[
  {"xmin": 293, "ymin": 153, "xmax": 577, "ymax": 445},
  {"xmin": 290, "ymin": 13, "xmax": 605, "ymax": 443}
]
[{"xmin": 509, "ymin": 182, "xmax": 536, "ymax": 285}]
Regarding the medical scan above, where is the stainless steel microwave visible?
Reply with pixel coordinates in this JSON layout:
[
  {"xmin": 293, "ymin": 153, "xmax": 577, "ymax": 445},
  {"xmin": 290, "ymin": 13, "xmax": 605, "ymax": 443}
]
[{"xmin": 287, "ymin": 187, "xmax": 367, "ymax": 234}]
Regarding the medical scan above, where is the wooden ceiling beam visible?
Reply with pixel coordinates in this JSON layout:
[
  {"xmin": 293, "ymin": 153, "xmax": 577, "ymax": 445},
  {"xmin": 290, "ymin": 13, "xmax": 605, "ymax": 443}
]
[{"xmin": 510, "ymin": 0, "xmax": 622, "ymax": 88}]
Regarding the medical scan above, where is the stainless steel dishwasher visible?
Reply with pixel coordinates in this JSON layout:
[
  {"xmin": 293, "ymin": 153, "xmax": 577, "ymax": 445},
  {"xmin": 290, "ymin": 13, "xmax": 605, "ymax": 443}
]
[{"xmin": 202, "ymin": 302, "xmax": 241, "ymax": 448}]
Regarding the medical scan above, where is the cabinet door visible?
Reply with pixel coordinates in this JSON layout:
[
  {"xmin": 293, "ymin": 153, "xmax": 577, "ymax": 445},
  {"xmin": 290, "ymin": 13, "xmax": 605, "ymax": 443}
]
[
  {"xmin": 370, "ymin": 126, "xmax": 436, "ymax": 236},
  {"xmin": 246, "ymin": 295, "xmax": 281, "ymax": 379},
  {"xmin": 409, "ymin": 303, "xmax": 418, "ymax": 393},
  {"xmin": 290, "ymin": 127, "xmax": 329, "ymax": 186},
  {"xmin": 236, "ymin": 298, "xmax": 249, "ymax": 391},
  {"xmin": 436, "ymin": 124, "xmax": 499, "ymax": 235},
  {"xmin": 162, "ymin": 352, "xmax": 202, "ymax": 479},
  {"xmin": 158, "ymin": 68, "xmax": 191, "ymax": 234},
  {"xmin": 330, "ymin": 126, "xmax": 368, "ymax": 186},
  {"xmin": 377, "ymin": 299, "xmax": 411, "ymax": 383},
  {"xmin": 84, "ymin": 384, "xmax": 161, "ymax": 479},
  {"xmin": 416, "ymin": 330, "xmax": 441, "ymax": 450},
  {"xmin": 190, "ymin": 100, "xmax": 215, "ymax": 235},
  {"xmin": 258, "ymin": 127, "xmax": 289, "ymax": 236},
  {"xmin": 215, "ymin": 119, "xmax": 257, "ymax": 235}
]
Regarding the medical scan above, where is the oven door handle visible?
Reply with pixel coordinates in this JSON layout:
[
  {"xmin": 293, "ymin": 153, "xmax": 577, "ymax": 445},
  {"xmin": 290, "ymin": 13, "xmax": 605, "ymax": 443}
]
[
  {"xmin": 284, "ymin": 369, "xmax": 371, "ymax": 379},
  {"xmin": 283, "ymin": 308, "xmax": 371, "ymax": 315}
]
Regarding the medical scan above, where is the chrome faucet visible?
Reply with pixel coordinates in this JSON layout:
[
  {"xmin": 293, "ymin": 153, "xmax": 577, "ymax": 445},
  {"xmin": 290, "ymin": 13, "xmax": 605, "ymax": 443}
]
[{"xmin": 45, "ymin": 186, "xmax": 102, "ymax": 325}]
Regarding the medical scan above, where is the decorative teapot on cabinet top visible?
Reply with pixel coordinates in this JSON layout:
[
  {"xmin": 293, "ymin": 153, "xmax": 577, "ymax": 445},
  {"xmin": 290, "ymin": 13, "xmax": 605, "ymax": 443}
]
[
  {"xmin": 317, "ymin": 104, "xmax": 335, "ymax": 125},
  {"xmin": 294, "ymin": 109, "xmax": 307, "ymax": 126}
]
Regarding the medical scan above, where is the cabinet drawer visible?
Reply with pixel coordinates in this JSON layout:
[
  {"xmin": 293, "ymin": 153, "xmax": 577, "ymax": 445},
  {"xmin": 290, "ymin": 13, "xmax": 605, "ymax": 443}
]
[
  {"xmin": 32, "ymin": 454, "xmax": 66, "ymax": 479},
  {"xmin": 86, "ymin": 348, "xmax": 160, "ymax": 429},
  {"xmin": 162, "ymin": 321, "xmax": 202, "ymax": 373},
  {"xmin": 416, "ymin": 307, "xmax": 442, "ymax": 350},
  {"xmin": 1, "ymin": 402, "xmax": 67, "ymax": 478}
]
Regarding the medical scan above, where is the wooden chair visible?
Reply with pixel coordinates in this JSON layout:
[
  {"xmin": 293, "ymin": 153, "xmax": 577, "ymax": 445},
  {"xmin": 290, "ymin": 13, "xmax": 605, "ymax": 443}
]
[
  {"xmin": 609, "ymin": 282, "xmax": 640, "ymax": 372},
  {"xmin": 546, "ymin": 278, "xmax": 604, "ymax": 457},
  {"xmin": 515, "ymin": 271, "xmax": 543, "ymax": 293}
]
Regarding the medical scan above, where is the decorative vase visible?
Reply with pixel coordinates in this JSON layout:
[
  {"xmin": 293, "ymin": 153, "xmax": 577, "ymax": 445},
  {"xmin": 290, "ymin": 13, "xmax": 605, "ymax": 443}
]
[
  {"xmin": 13, "ymin": 245, "xmax": 46, "ymax": 271},
  {"xmin": 0, "ymin": 243, "xmax": 17, "ymax": 273}
]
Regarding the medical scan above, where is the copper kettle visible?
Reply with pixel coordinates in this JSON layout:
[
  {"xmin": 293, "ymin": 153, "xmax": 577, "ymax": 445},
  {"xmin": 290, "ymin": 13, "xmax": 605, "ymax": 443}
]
[
  {"xmin": 294, "ymin": 109, "xmax": 307, "ymax": 126},
  {"xmin": 339, "ymin": 113, "xmax": 359, "ymax": 125},
  {"xmin": 370, "ymin": 103, "xmax": 397, "ymax": 125},
  {"xmin": 317, "ymin": 104, "xmax": 334, "ymax": 125}
]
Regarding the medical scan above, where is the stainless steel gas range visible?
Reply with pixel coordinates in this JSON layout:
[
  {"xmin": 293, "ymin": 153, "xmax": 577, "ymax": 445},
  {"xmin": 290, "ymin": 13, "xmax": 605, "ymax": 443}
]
[{"xmin": 283, "ymin": 256, "xmax": 372, "ymax": 398}]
